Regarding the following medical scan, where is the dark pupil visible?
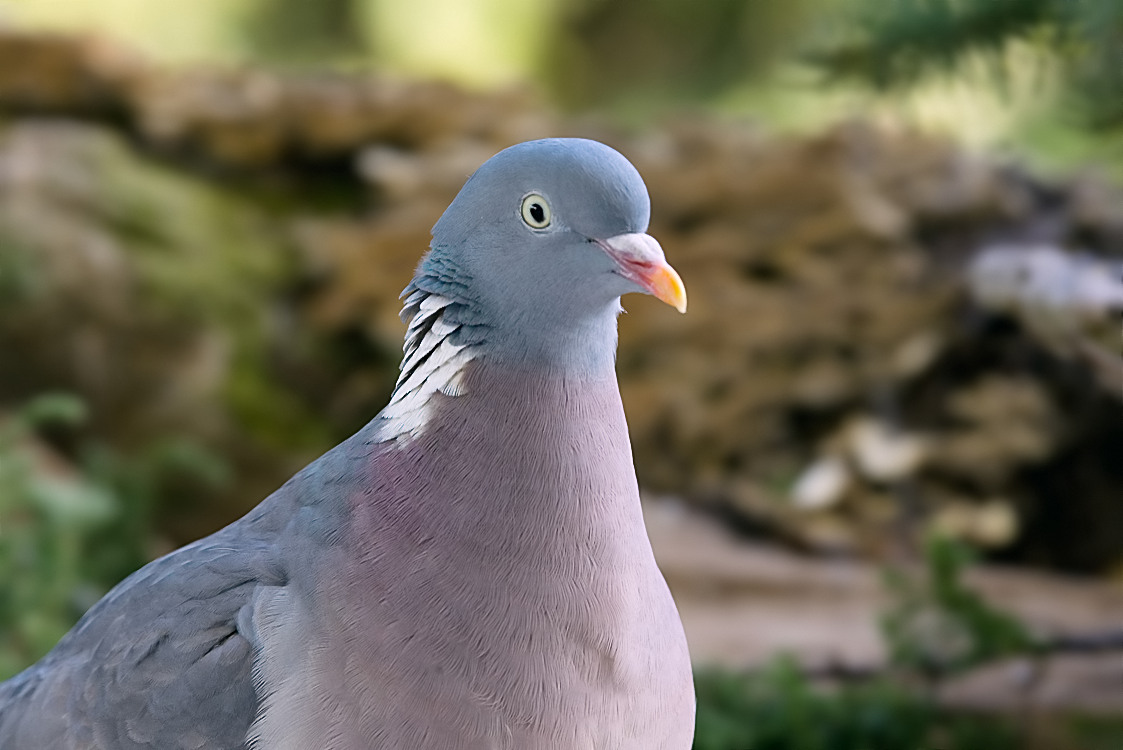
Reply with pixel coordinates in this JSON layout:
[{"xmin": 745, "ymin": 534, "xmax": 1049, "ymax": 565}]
[{"xmin": 529, "ymin": 203, "xmax": 545, "ymax": 223}]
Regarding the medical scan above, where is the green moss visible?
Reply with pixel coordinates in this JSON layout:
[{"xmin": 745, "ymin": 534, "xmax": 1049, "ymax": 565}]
[
  {"xmin": 79, "ymin": 132, "xmax": 290, "ymax": 327},
  {"xmin": 223, "ymin": 355, "xmax": 336, "ymax": 452}
]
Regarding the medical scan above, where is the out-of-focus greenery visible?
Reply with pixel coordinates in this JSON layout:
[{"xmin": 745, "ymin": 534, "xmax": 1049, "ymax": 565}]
[
  {"xmin": 882, "ymin": 536, "xmax": 1036, "ymax": 678},
  {"xmin": 0, "ymin": 394, "xmax": 113, "ymax": 678},
  {"xmin": 7, "ymin": 0, "xmax": 1120, "ymax": 174},
  {"xmin": 694, "ymin": 662, "xmax": 1123, "ymax": 749},
  {"xmin": 694, "ymin": 660, "xmax": 1017, "ymax": 750},
  {"xmin": 1069, "ymin": 716, "xmax": 1123, "ymax": 750},
  {"xmin": 813, "ymin": 0, "xmax": 1123, "ymax": 132},
  {"xmin": 6, "ymin": 0, "xmax": 812, "ymax": 96},
  {"xmin": 690, "ymin": 536, "xmax": 1120, "ymax": 749},
  {"xmin": 539, "ymin": 0, "xmax": 814, "ymax": 108},
  {"xmin": 0, "ymin": 393, "xmax": 227, "ymax": 680}
]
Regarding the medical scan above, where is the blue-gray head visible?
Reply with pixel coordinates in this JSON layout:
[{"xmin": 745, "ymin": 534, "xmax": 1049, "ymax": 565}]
[{"xmin": 406, "ymin": 138, "xmax": 686, "ymax": 377}]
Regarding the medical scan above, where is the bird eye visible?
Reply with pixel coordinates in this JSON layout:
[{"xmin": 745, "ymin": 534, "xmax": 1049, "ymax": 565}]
[{"xmin": 520, "ymin": 193, "xmax": 551, "ymax": 229}]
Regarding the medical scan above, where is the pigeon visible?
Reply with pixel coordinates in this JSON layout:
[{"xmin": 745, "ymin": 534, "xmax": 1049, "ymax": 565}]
[{"xmin": 0, "ymin": 137, "xmax": 696, "ymax": 749}]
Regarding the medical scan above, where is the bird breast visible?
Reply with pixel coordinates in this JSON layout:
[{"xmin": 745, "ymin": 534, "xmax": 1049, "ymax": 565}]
[{"xmin": 248, "ymin": 363, "xmax": 694, "ymax": 748}]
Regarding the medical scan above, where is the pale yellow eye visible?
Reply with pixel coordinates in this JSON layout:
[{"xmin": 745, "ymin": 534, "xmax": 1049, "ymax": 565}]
[{"xmin": 520, "ymin": 193, "xmax": 551, "ymax": 229}]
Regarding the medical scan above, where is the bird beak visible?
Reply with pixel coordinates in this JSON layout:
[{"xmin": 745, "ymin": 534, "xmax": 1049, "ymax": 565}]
[{"xmin": 595, "ymin": 233, "xmax": 687, "ymax": 313}]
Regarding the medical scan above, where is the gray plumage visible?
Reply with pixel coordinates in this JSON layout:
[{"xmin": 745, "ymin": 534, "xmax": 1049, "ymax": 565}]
[{"xmin": 0, "ymin": 138, "xmax": 695, "ymax": 749}]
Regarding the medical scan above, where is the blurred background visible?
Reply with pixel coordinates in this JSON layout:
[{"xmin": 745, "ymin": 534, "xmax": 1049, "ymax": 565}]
[{"xmin": 0, "ymin": 0, "xmax": 1121, "ymax": 747}]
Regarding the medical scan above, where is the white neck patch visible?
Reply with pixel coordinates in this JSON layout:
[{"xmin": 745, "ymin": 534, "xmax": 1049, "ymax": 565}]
[{"xmin": 374, "ymin": 289, "xmax": 479, "ymax": 442}]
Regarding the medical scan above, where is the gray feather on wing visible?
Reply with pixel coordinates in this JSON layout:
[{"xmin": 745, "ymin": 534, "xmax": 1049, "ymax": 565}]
[{"xmin": 0, "ymin": 530, "xmax": 285, "ymax": 750}]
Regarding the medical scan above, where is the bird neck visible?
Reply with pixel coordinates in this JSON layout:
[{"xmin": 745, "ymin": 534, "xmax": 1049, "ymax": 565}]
[
  {"xmin": 388, "ymin": 282, "xmax": 621, "ymax": 430},
  {"xmin": 358, "ymin": 359, "xmax": 649, "ymax": 565},
  {"xmin": 477, "ymin": 304, "xmax": 622, "ymax": 379},
  {"xmin": 399, "ymin": 251, "xmax": 624, "ymax": 384}
]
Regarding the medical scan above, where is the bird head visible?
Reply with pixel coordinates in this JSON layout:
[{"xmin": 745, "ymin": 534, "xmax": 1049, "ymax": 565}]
[{"xmin": 412, "ymin": 138, "xmax": 685, "ymax": 375}]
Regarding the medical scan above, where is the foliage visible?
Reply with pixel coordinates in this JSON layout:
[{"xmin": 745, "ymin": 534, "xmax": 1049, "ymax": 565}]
[
  {"xmin": 881, "ymin": 536, "xmax": 1037, "ymax": 678},
  {"xmin": 0, "ymin": 393, "xmax": 227, "ymax": 680},
  {"xmin": 0, "ymin": 394, "xmax": 108, "ymax": 678},
  {"xmin": 243, "ymin": 0, "xmax": 818, "ymax": 106},
  {"xmin": 543, "ymin": 0, "xmax": 813, "ymax": 106},
  {"xmin": 813, "ymin": 0, "xmax": 1123, "ymax": 131},
  {"xmin": 240, "ymin": 0, "xmax": 365, "ymax": 64},
  {"xmin": 691, "ymin": 536, "xmax": 1088, "ymax": 749},
  {"xmin": 693, "ymin": 659, "xmax": 1017, "ymax": 750},
  {"xmin": 12, "ymin": 0, "xmax": 815, "ymax": 106},
  {"xmin": 1067, "ymin": 716, "xmax": 1123, "ymax": 750}
]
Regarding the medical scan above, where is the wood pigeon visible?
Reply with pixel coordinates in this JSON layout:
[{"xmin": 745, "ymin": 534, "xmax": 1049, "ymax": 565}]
[{"xmin": 0, "ymin": 138, "xmax": 695, "ymax": 749}]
